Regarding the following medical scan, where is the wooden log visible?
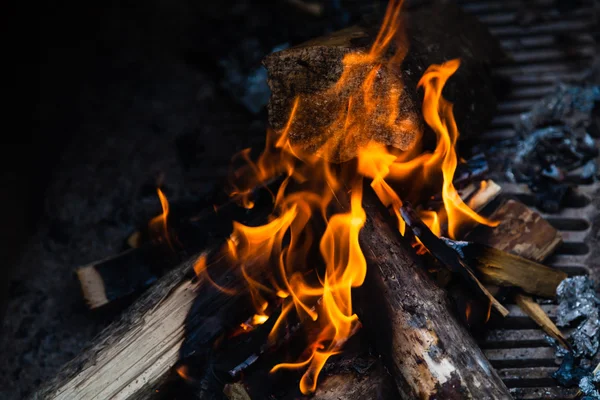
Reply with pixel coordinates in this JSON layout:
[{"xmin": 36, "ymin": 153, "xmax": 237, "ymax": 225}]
[
  {"xmin": 32, "ymin": 249, "xmax": 257, "ymax": 400},
  {"xmin": 76, "ymin": 176, "xmax": 282, "ymax": 310},
  {"xmin": 263, "ymin": 1, "xmax": 506, "ymax": 162},
  {"xmin": 445, "ymin": 240, "xmax": 567, "ymax": 298},
  {"xmin": 356, "ymin": 193, "xmax": 512, "ymax": 399}
]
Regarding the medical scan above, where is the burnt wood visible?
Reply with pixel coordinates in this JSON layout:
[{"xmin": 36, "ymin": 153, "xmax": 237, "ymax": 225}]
[
  {"xmin": 263, "ymin": 1, "xmax": 506, "ymax": 162},
  {"xmin": 75, "ymin": 176, "xmax": 283, "ymax": 310},
  {"xmin": 356, "ymin": 193, "xmax": 511, "ymax": 399}
]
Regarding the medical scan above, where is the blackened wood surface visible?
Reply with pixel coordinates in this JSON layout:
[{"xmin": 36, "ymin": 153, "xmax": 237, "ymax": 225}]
[{"xmin": 357, "ymin": 196, "xmax": 511, "ymax": 399}]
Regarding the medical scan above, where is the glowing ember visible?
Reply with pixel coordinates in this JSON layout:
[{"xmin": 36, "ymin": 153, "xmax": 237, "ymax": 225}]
[{"xmin": 193, "ymin": 0, "xmax": 498, "ymax": 394}]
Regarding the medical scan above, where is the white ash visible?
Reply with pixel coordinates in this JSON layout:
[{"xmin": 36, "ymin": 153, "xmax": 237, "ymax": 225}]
[{"xmin": 557, "ymin": 276, "xmax": 600, "ymax": 357}]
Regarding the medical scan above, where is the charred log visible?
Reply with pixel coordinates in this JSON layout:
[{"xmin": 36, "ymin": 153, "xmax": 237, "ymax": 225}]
[
  {"xmin": 356, "ymin": 193, "xmax": 511, "ymax": 399},
  {"xmin": 263, "ymin": 1, "xmax": 506, "ymax": 162}
]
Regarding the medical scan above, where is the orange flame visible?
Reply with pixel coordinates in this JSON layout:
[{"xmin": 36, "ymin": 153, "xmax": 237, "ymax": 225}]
[
  {"xmin": 417, "ymin": 60, "xmax": 499, "ymax": 238},
  {"xmin": 203, "ymin": 0, "xmax": 497, "ymax": 394},
  {"xmin": 149, "ymin": 188, "xmax": 173, "ymax": 247}
]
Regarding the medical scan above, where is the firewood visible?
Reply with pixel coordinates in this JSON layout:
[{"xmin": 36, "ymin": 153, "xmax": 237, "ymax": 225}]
[
  {"xmin": 76, "ymin": 176, "xmax": 283, "ymax": 310},
  {"xmin": 466, "ymin": 179, "xmax": 502, "ymax": 212},
  {"xmin": 32, "ymin": 249, "xmax": 257, "ymax": 400},
  {"xmin": 356, "ymin": 193, "xmax": 511, "ymax": 399},
  {"xmin": 263, "ymin": 1, "xmax": 505, "ymax": 162},
  {"xmin": 223, "ymin": 383, "xmax": 252, "ymax": 400},
  {"xmin": 444, "ymin": 240, "xmax": 567, "ymax": 298},
  {"xmin": 34, "ymin": 192, "xmax": 511, "ymax": 400},
  {"xmin": 465, "ymin": 197, "xmax": 568, "ymax": 351},
  {"xmin": 76, "ymin": 242, "xmax": 179, "ymax": 309},
  {"xmin": 466, "ymin": 198, "xmax": 563, "ymax": 262},
  {"xmin": 399, "ymin": 203, "xmax": 509, "ymax": 317},
  {"xmin": 514, "ymin": 293, "xmax": 569, "ymax": 349}
]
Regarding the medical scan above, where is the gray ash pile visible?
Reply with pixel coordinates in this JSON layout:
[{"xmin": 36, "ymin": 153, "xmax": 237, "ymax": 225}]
[
  {"xmin": 551, "ymin": 276, "xmax": 600, "ymax": 398},
  {"xmin": 480, "ymin": 84, "xmax": 600, "ymax": 212}
]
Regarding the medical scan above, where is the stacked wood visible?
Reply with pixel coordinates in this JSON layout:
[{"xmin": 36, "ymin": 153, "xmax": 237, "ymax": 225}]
[
  {"xmin": 32, "ymin": 191, "xmax": 511, "ymax": 399},
  {"xmin": 467, "ymin": 198, "xmax": 569, "ymax": 348}
]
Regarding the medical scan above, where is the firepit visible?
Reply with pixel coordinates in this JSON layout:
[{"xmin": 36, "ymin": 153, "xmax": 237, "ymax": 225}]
[{"xmin": 3, "ymin": 0, "xmax": 600, "ymax": 399}]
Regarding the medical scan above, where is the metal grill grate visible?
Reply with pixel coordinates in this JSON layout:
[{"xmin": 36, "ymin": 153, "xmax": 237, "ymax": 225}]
[{"xmin": 459, "ymin": 0, "xmax": 599, "ymax": 398}]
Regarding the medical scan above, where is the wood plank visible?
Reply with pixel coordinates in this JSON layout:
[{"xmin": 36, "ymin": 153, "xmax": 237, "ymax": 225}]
[{"xmin": 466, "ymin": 199, "xmax": 563, "ymax": 262}]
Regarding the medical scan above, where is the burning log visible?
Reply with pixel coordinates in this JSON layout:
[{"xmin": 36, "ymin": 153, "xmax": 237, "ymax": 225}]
[
  {"xmin": 355, "ymin": 194, "xmax": 511, "ymax": 399},
  {"xmin": 76, "ymin": 176, "xmax": 283, "ymax": 310},
  {"xmin": 263, "ymin": 1, "xmax": 506, "ymax": 162}
]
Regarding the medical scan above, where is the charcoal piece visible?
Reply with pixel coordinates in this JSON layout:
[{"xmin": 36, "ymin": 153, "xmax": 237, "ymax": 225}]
[
  {"xmin": 553, "ymin": 352, "xmax": 590, "ymax": 387},
  {"xmin": 571, "ymin": 317, "xmax": 600, "ymax": 358},
  {"xmin": 453, "ymin": 153, "xmax": 489, "ymax": 188},
  {"xmin": 532, "ymin": 182, "xmax": 573, "ymax": 214},
  {"xmin": 557, "ymin": 276, "xmax": 600, "ymax": 357},
  {"xmin": 488, "ymin": 84, "xmax": 600, "ymax": 208},
  {"xmin": 517, "ymin": 84, "xmax": 600, "ymax": 135},
  {"xmin": 557, "ymin": 277, "xmax": 600, "ymax": 327},
  {"xmin": 506, "ymin": 126, "xmax": 564, "ymax": 182}
]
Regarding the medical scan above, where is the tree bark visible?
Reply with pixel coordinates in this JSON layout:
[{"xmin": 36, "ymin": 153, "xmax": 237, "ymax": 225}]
[{"xmin": 356, "ymin": 194, "xmax": 512, "ymax": 399}]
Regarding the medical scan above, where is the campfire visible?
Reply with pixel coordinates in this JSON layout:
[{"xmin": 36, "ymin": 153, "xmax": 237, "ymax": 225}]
[{"xmin": 29, "ymin": 1, "xmax": 600, "ymax": 400}]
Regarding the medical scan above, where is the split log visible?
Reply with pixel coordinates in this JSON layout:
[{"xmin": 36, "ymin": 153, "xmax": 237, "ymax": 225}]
[
  {"xmin": 32, "ymin": 249, "xmax": 257, "ymax": 400},
  {"xmin": 356, "ymin": 193, "xmax": 511, "ymax": 399},
  {"xmin": 514, "ymin": 293, "xmax": 569, "ymax": 349},
  {"xmin": 445, "ymin": 240, "xmax": 567, "ymax": 298},
  {"xmin": 263, "ymin": 1, "xmax": 506, "ymax": 162}
]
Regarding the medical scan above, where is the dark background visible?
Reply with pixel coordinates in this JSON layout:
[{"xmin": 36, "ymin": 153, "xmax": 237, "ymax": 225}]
[{"xmin": 0, "ymin": 1, "xmax": 381, "ymax": 398}]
